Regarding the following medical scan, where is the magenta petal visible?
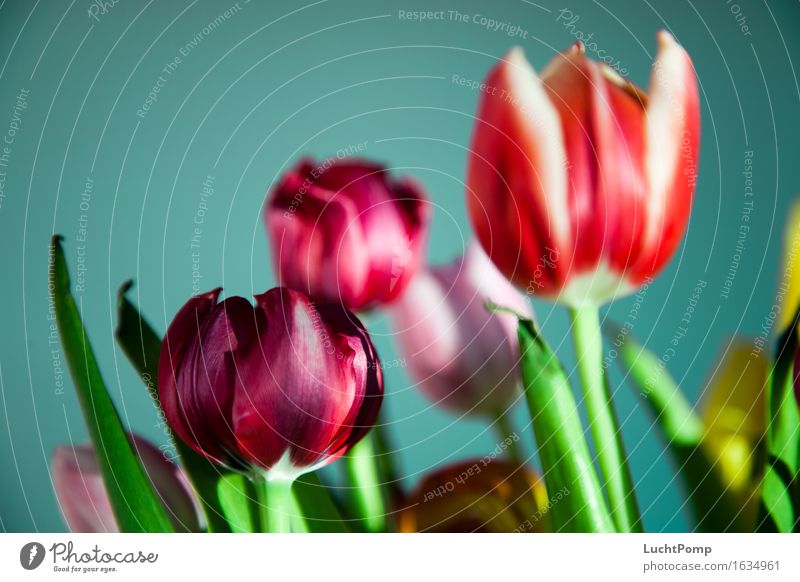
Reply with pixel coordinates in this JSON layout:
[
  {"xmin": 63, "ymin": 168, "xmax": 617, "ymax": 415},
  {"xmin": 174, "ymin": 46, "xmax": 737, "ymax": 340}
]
[
  {"xmin": 265, "ymin": 157, "xmax": 430, "ymax": 311},
  {"xmin": 178, "ymin": 297, "xmax": 256, "ymax": 468},
  {"xmin": 159, "ymin": 290, "xmax": 222, "ymax": 461},
  {"xmin": 268, "ymin": 183, "xmax": 371, "ymax": 309},
  {"xmin": 234, "ymin": 289, "xmax": 358, "ymax": 471},
  {"xmin": 313, "ymin": 303, "xmax": 383, "ymax": 462},
  {"xmin": 161, "ymin": 286, "xmax": 383, "ymax": 478}
]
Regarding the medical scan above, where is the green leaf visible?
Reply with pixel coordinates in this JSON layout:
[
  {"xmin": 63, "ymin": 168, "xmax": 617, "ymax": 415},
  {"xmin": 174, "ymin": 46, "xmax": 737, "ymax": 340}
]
[
  {"xmin": 606, "ymin": 322, "xmax": 705, "ymax": 447},
  {"xmin": 767, "ymin": 318, "xmax": 800, "ymax": 476},
  {"xmin": 217, "ymin": 473, "xmax": 258, "ymax": 533},
  {"xmin": 517, "ymin": 317, "xmax": 614, "ymax": 532},
  {"xmin": 754, "ymin": 309, "xmax": 800, "ymax": 532},
  {"xmin": 293, "ymin": 472, "xmax": 349, "ymax": 533},
  {"xmin": 114, "ymin": 280, "xmax": 232, "ymax": 533},
  {"xmin": 608, "ymin": 324, "xmax": 754, "ymax": 532},
  {"xmin": 760, "ymin": 464, "xmax": 794, "ymax": 532},
  {"xmin": 49, "ymin": 236, "xmax": 173, "ymax": 533}
]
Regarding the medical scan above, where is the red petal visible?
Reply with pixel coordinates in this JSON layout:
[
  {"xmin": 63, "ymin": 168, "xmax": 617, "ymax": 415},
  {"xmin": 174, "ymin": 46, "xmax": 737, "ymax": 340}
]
[
  {"xmin": 633, "ymin": 31, "xmax": 700, "ymax": 282},
  {"xmin": 467, "ymin": 48, "xmax": 571, "ymax": 294},
  {"xmin": 542, "ymin": 44, "xmax": 648, "ymax": 284}
]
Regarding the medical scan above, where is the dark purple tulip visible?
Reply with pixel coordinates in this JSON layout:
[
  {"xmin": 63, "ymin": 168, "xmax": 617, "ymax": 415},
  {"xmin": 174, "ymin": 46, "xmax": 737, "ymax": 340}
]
[{"xmin": 159, "ymin": 287, "xmax": 383, "ymax": 480}]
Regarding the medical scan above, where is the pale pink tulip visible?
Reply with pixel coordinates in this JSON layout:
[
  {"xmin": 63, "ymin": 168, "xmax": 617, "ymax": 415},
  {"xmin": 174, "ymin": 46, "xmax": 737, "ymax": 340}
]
[
  {"xmin": 52, "ymin": 434, "xmax": 201, "ymax": 532},
  {"xmin": 390, "ymin": 243, "xmax": 532, "ymax": 417}
]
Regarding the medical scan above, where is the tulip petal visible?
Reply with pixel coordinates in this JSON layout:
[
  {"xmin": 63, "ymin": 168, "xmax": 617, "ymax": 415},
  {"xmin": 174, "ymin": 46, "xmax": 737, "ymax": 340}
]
[
  {"xmin": 233, "ymin": 289, "xmax": 367, "ymax": 474},
  {"xmin": 183, "ymin": 297, "xmax": 257, "ymax": 467},
  {"xmin": 397, "ymin": 459, "xmax": 547, "ymax": 532},
  {"xmin": 53, "ymin": 436, "xmax": 201, "ymax": 533},
  {"xmin": 266, "ymin": 158, "xmax": 429, "ymax": 311},
  {"xmin": 268, "ymin": 182, "xmax": 372, "ymax": 309},
  {"xmin": 159, "ymin": 289, "xmax": 238, "ymax": 467},
  {"xmin": 541, "ymin": 44, "xmax": 648, "ymax": 303},
  {"xmin": 391, "ymin": 242, "xmax": 531, "ymax": 416},
  {"xmin": 360, "ymin": 189, "xmax": 428, "ymax": 307},
  {"xmin": 636, "ymin": 30, "xmax": 700, "ymax": 281},
  {"xmin": 777, "ymin": 201, "xmax": 800, "ymax": 334},
  {"xmin": 52, "ymin": 445, "xmax": 117, "ymax": 532},
  {"xmin": 315, "ymin": 304, "xmax": 383, "ymax": 460},
  {"xmin": 467, "ymin": 48, "xmax": 570, "ymax": 294}
]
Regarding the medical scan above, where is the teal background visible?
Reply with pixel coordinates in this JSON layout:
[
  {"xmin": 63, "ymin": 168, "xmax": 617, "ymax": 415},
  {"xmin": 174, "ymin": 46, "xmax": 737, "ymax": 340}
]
[{"xmin": 1, "ymin": 0, "xmax": 799, "ymax": 532}]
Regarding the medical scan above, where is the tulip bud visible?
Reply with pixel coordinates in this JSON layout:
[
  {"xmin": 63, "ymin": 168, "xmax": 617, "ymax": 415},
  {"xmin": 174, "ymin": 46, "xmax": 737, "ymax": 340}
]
[
  {"xmin": 265, "ymin": 158, "xmax": 430, "ymax": 311},
  {"xmin": 159, "ymin": 287, "xmax": 383, "ymax": 481},
  {"xmin": 390, "ymin": 242, "xmax": 531, "ymax": 417},
  {"xmin": 52, "ymin": 434, "xmax": 201, "ymax": 532},
  {"xmin": 397, "ymin": 459, "xmax": 549, "ymax": 532},
  {"xmin": 467, "ymin": 31, "xmax": 700, "ymax": 306}
]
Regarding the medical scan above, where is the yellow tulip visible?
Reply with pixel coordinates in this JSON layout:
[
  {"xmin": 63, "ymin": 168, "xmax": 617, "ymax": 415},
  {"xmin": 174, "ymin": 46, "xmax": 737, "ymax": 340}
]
[
  {"xmin": 701, "ymin": 339, "xmax": 767, "ymax": 524},
  {"xmin": 776, "ymin": 201, "xmax": 800, "ymax": 334}
]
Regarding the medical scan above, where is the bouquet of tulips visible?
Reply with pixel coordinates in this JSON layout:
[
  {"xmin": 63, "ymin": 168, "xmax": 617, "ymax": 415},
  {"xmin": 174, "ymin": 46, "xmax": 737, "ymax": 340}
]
[{"xmin": 48, "ymin": 32, "xmax": 800, "ymax": 534}]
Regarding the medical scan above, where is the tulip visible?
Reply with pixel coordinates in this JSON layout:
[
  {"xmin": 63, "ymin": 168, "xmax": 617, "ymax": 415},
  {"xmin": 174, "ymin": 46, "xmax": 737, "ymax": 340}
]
[
  {"xmin": 779, "ymin": 201, "xmax": 800, "ymax": 411},
  {"xmin": 266, "ymin": 158, "xmax": 430, "ymax": 311},
  {"xmin": 389, "ymin": 242, "xmax": 531, "ymax": 418},
  {"xmin": 467, "ymin": 31, "xmax": 700, "ymax": 307},
  {"xmin": 702, "ymin": 340, "xmax": 768, "ymax": 528},
  {"xmin": 159, "ymin": 287, "xmax": 383, "ymax": 531},
  {"xmin": 397, "ymin": 459, "xmax": 549, "ymax": 532},
  {"xmin": 159, "ymin": 287, "xmax": 383, "ymax": 480},
  {"xmin": 52, "ymin": 434, "xmax": 201, "ymax": 533}
]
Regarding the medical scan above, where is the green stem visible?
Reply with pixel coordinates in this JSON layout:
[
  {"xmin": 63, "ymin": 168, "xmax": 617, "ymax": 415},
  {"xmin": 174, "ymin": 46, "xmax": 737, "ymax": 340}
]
[
  {"xmin": 254, "ymin": 473, "xmax": 293, "ymax": 533},
  {"xmin": 344, "ymin": 434, "xmax": 386, "ymax": 532},
  {"xmin": 288, "ymin": 490, "xmax": 310, "ymax": 533},
  {"xmin": 570, "ymin": 306, "xmax": 641, "ymax": 532},
  {"xmin": 494, "ymin": 411, "xmax": 523, "ymax": 465},
  {"xmin": 372, "ymin": 420, "xmax": 402, "ymax": 508}
]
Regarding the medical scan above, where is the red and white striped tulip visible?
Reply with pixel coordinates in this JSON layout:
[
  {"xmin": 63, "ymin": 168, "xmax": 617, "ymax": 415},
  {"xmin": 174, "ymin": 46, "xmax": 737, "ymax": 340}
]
[{"xmin": 467, "ymin": 32, "xmax": 700, "ymax": 306}]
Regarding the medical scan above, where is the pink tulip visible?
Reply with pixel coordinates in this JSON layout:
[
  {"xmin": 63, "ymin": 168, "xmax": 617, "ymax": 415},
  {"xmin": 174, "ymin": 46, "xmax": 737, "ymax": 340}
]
[
  {"xmin": 390, "ymin": 243, "xmax": 532, "ymax": 417},
  {"xmin": 159, "ymin": 287, "xmax": 383, "ymax": 480},
  {"xmin": 266, "ymin": 158, "xmax": 430, "ymax": 311},
  {"xmin": 51, "ymin": 434, "xmax": 201, "ymax": 532},
  {"xmin": 467, "ymin": 32, "xmax": 700, "ymax": 306}
]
